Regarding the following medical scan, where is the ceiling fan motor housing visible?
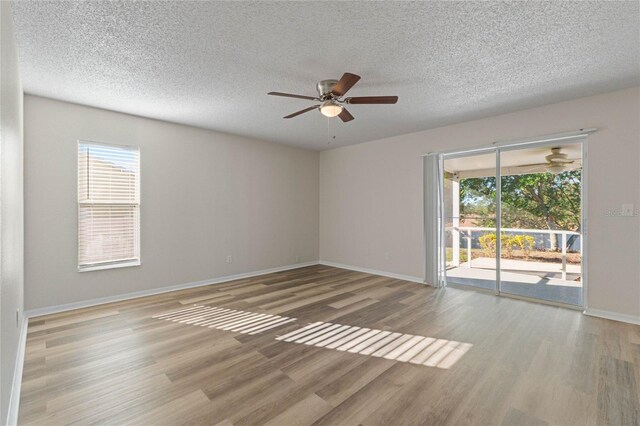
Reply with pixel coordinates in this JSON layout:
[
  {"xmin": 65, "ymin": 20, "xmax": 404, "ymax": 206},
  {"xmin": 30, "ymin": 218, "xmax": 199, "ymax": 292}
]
[
  {"xmin": 546, "ymin": 147, "xmax": 572, "ymax": 164},
  {"xmin": 316, "ymin": 79, "xmax": 339, "ymax": 99}
]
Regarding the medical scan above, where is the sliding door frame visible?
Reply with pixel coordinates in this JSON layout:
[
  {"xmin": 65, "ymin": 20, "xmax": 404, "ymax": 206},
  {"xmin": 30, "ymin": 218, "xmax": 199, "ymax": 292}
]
[
  {"xmin": 441, "ymin": 147, "xmax": 499, "ymax": 293},
  {"xmin": 437, "ymin": 133, "xmax": 590, "ymax": 309}
]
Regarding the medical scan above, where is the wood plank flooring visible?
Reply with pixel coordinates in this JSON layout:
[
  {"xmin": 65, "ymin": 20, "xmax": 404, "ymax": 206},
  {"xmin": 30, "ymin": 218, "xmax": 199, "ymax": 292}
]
[{"xmin": 18, "ymin": 265, "xmax": 640, "ymax": 425}]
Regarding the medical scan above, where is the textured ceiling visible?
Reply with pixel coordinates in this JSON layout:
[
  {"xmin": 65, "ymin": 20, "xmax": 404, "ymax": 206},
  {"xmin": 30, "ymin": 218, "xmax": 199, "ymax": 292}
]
[{"xmin": 12, "ymin": 1, "xmax": 640, "ymax": 150}]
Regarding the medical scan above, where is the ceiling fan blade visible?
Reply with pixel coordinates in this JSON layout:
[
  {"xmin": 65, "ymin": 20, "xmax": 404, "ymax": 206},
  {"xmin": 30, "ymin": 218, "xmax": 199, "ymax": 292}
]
[
  {"xmin": 268, "ymin": 92, "xmax": 318, "ymax": 101},
  {"xmin": 338, "ymin": 108, "xmax": 354, "ymax": 123},
  {"xmin": 283, "ymin": 105, "xmax": 320, "ymax": 119},
  {"xmin": 345, "ymin": 96, "xmax": 398, "ymax": 104},
  {"xmin": 331, "ymin": 73, "xmax": 361, "ymax": 97}
]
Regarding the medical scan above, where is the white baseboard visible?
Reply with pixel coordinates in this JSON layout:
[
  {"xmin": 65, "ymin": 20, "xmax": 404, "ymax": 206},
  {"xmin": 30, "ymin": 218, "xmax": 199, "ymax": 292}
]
[
  {"xmin": 583, "ymin": 308, "xmax": 640, "ymax": 325},
  {"xmin": 6, "ymin": 314, "xmax": 27, "ymax": 426},
  {"xmin": 25, "ymin": 261, "xmax": 319, "ymax": 318},
  {"xmin": 319, "ymin": 260, "xmax": 424, "ymax": 284}
]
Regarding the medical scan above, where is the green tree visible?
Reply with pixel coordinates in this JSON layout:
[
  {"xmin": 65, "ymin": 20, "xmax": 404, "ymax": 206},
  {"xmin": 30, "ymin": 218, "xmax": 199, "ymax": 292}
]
[{"xmin": 460, "ymin": 170, "xmax": 581, "ymax": 249}]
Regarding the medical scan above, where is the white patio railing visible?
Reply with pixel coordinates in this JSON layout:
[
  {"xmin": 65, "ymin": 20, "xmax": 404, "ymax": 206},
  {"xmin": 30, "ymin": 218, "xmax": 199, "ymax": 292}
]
[{"xmin": 451, "ymin": 226, "xmax": 581, "ymax": 280}]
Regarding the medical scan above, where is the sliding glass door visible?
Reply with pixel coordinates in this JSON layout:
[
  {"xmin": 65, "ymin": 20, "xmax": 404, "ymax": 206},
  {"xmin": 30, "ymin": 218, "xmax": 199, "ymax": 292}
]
[
  {"xmin": 498, "ymin": 141, "xmax": 584, "ymax": 306},
  {"xmin": 438, "ymin": 138, "xmax": 585, "ymax": 307}
]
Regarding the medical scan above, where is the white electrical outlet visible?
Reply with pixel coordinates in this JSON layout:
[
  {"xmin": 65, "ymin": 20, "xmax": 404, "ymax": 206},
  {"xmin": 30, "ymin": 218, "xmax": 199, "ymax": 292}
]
[
  {"xmin": 226, "ymin": 255, "xmax": 233, "ymax": 264},
  {"xmin": 621, "ymin": 204, "xmax": 634, "ymax": 217},
  {"xmin": 295, "ymin": 255, "xmax": 300, "ymax": 263},
  {"xmin": 384, "ymin": 252, "xmax": 390, "ymax": 261}
]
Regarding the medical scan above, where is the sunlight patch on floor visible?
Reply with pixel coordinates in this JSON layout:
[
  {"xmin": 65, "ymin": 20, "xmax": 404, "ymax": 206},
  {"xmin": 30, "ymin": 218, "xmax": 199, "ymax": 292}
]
[
  {"xmin": 154, "ymin": 307, "xmax": 472, "ymax": 368},
  {"xmin": 276, "ymin": 322, "xmax": 472, "ymax": 369},
  {"xmin": 153, "ymin": 304, "xmax": 296, "ymax": 335}
]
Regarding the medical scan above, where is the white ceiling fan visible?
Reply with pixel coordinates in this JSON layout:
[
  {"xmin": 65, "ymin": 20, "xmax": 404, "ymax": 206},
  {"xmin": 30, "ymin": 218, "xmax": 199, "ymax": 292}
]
[{"xmin": 516, "ymin": 147, "xmax": 579, "ymax": 175}]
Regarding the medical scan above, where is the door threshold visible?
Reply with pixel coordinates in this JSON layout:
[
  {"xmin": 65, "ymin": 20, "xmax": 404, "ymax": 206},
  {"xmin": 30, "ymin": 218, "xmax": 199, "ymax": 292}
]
[{"xmin": 446, "ymin": 282, "xmax": 583, "ymax": 311}]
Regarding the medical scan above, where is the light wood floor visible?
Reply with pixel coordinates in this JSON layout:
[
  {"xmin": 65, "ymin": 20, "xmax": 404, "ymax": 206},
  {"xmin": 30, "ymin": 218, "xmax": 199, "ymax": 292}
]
[{"xmin": 18, "ymin": 265, "xmax": 640, "ymax": 425}]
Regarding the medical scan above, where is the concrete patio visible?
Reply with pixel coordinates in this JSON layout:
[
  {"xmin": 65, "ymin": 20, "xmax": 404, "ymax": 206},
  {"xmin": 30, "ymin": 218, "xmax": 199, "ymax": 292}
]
[{"xmin": 446, "ymin": 257, "xmax": 582, "ymax": 306}]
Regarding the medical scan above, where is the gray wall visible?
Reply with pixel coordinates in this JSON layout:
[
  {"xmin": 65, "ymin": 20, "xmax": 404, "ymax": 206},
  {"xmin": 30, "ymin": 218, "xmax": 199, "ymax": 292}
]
[
  {"xmin": 24, "ymin": 95, "xmax": 319, "ymax": 310},
  {"xmin": 1, "ymin": 2, "xmax": 25, "ymax": 424},
  {"xmin": 320, "ymin": 87, "xmax": 640, "ymax": 319}
]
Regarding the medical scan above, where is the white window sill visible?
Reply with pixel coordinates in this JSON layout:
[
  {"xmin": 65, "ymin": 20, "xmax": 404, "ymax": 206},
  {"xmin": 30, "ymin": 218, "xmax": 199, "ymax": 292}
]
[{"xmin": 78, "ymin": 259, "xmax": 141, "ymax": 272}]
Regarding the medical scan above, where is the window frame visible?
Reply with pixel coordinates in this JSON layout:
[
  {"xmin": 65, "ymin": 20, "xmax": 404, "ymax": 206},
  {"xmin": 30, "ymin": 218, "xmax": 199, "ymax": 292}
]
[{"xmin": 77, "ymin": 139, "xmax": 141, "ymax": 272}]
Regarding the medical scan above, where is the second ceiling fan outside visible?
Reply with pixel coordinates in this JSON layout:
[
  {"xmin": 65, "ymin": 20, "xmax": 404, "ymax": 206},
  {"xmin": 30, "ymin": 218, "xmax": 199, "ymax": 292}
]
[{"xmin": 268, "ymin": 72, "xmax": 398, "ymax": 123}]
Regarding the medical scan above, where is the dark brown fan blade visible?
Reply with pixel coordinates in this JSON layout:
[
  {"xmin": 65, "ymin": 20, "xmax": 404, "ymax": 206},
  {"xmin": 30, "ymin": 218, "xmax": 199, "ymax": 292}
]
[
  {"xmin": 338, "ymin": 108, "xmax": 354, "ymax": 123},
  {"xmin": 331, "ymin": 73, "xmax": 361, "ymax": 97},
  {"xmin": 268, "ymin": 92, "xmax": 318, "ymax": 101},
  {"xmin": 345, "ymin": 96, "xmax": 398, "ymax": 104},
  {"xmin": 284, "ymin": 105, "xmax": 320, "ymax": 119}
]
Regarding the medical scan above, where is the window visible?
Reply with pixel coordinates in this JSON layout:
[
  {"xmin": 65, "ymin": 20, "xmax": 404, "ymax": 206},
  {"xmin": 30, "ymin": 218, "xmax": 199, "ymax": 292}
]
[{"xmin": 78, "ymin": 141, "xmax": 140, "ymax": 271}]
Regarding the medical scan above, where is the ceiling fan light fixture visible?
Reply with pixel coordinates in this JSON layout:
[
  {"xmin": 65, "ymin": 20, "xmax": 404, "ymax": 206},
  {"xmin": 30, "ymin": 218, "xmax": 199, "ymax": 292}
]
[
  {"xmin": 547, "ymin": 164, "xmax": 567, "ymax": 174},
  {"xmin": 320, "ymin": 100, "xmax": 343, "ymax": 118}
]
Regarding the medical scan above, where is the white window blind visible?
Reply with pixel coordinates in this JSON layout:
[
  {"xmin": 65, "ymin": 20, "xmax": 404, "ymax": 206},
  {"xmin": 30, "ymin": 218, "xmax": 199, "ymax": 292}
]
[{"xmin": 78, "ymin": 142, "xmax": 140, "ymax": 271}]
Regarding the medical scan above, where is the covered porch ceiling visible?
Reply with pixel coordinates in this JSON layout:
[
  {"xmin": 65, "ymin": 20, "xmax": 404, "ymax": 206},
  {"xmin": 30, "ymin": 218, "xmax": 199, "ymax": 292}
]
[{"xmin": 445, "ymin": 142, "xmax": 582, "ymax": 179}]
